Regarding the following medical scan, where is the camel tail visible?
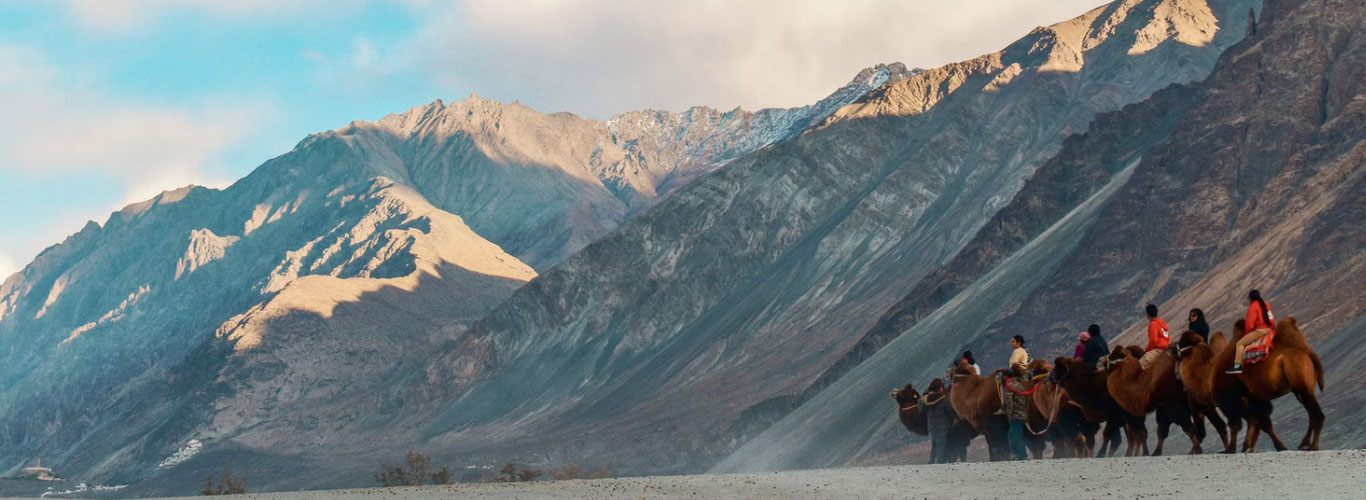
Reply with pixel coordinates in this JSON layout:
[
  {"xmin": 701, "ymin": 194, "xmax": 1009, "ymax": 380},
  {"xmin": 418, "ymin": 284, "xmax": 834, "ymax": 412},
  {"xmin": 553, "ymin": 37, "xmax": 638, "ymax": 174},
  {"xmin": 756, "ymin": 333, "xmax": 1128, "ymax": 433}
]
[{"xmin": 1312, "ymin": 351, "xmax": 1324, "ymax": 392}]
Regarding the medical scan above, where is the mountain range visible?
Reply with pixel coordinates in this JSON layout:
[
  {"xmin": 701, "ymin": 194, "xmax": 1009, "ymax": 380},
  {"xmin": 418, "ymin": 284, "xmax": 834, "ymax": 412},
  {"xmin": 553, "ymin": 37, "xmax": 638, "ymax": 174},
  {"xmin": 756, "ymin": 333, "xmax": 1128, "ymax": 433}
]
[{"xmin": 2, "ymin": 0, "xmax": 1361, "ymax": 495}]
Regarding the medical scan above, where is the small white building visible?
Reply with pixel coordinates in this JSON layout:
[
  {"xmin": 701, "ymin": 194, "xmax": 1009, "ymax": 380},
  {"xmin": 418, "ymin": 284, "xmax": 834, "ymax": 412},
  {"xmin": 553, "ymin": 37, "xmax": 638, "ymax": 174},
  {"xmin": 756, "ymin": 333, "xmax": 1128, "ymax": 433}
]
[{"xmin": 21, "ymin": 458, "xmax": 55, "ymax": 480}]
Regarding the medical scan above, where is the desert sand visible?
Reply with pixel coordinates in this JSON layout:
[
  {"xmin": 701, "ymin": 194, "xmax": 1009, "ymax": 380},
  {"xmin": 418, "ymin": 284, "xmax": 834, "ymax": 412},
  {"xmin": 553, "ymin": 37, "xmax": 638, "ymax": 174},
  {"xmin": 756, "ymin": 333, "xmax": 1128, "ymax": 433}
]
[{"xmin": 166, "ymin": 449, "xmax": 1364, "ymax": 499}]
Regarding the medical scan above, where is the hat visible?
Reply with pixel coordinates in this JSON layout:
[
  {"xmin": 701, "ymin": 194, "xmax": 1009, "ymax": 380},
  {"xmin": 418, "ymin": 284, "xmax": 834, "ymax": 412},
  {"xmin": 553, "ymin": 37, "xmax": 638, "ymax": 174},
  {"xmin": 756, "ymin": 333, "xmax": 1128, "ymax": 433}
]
[{"xmin": 1079, "ymin": 331, "xmax": 1091, "ymax": 342}]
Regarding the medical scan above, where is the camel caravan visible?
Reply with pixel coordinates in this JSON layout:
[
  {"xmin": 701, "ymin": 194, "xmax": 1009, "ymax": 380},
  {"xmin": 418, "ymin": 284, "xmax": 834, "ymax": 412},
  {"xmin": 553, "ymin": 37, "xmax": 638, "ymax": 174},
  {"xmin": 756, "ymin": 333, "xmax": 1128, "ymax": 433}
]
[{"xmin": 892, "ymin": 290, "xmax": 1326, "ymax": 463}]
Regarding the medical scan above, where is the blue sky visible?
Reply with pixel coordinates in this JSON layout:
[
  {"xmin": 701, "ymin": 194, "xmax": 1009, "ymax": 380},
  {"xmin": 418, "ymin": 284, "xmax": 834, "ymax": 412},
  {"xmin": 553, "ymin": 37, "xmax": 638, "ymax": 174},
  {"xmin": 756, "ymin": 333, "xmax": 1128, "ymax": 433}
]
[{"xmin": 0, "ymin": 0, "xmax": 1105, "ymax": 277}]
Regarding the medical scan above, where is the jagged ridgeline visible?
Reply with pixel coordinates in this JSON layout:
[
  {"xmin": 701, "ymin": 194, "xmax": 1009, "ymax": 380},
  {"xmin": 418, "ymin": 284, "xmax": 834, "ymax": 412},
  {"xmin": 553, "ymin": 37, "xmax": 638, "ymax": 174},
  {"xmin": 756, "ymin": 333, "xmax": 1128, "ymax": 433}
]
[{"xmin": 0, "ymin": 62, "xmax": 911, "ymax": 490}]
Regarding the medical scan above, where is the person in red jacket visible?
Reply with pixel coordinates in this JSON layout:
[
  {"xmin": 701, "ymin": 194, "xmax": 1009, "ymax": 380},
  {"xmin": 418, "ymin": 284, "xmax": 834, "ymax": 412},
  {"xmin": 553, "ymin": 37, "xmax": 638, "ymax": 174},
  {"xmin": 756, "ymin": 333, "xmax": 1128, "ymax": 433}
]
[
  {"xmin": 1139, "ymin": 303, "xmax": 1170, "ymax": 369},
  {"xmin": 1228, "ymin": 289, "xmax": 1276, "ymax": 374}
]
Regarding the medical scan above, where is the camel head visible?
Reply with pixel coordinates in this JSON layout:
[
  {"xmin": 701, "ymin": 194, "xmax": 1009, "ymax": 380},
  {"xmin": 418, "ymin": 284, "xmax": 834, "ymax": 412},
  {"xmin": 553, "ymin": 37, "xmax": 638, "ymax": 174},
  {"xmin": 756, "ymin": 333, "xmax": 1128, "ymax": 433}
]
[
  {"xmin": 1027, "ymin": 358, "xmax": 1053, "ymax": 381},
  {"xmin": 1103, "ymin": 345, "xmax": 1135, "ymax": 372},
  {"xmin": 1174, "ymin": 330, "xmax": 1205, "ymax": 358},
  {"xmin": 892, "ymin": 383, "xmax": 920, "ymax": 406},
  {"xmin": 1049, "ymin": 356, "xmax": 1079, "ymax": 383}
]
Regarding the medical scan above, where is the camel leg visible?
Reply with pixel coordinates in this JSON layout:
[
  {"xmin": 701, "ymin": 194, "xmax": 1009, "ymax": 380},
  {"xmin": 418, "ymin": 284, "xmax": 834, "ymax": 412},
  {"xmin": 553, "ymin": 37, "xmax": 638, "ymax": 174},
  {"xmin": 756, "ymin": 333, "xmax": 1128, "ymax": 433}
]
[
  {"xmin": 1223, "ymin": 416, "xmax": 1242, "ymax": 454},
  {"xmin": 1216, "ymin": 392, "xmax": 1245, "ymax": 454},
  {"xmin": 1026, "ymin": 430, "xmax": 1047, "ymax": 459},
  {"xmin": 1248, "ymin": 399, "xmax": 1288, "ymax": 452},
  {"xmin": 1050, "ymin": 431, "xmax": 1068, "ymax": 459},
  {"xmin": 1101, "ymin": 419, "xmax": 1123, "ymax": 457},
  {"xmin": 1080, "ymin": 419, "xmax": 1099, "ymax": 457},
  {"xmin": 1187, "ymin": 421, "xmax": 1204, "ymax": 455},
  {"xmin": 1244, "ymin": 418, "xmax": 1260, "ymax": 452},
  {"xmin": 986, "ymin": 417, "xmax": 1010, "ymax": 461},
  {"xmin": 1294, "ymin": 390, "xmax": 1325, "ymax": 451},
  {"xmin": 1123, "ymin": 414, "xmax": 1148, "ymax": 457},
  {"xmin": 1152, "ymin": 410, "xmax": 1172, "ymax": 457},
  {"xmin": 1122, "ymin": 423, "xmax": 1136, "ymax": 457},
  {"xmin": 1094, "ymin": 420, "xmax": 1110, "ymax": 458},
  {"xmin": 1185, "ymin": 417, "xmax": 1202, "ymax": 455},
  {"xmin": 1203, "ymin": 410, "xmax": 1229, "ymax": 452},
  {"xmin": 1070, "ymin": 432, "xmax": 1087, "ymax": 458}
]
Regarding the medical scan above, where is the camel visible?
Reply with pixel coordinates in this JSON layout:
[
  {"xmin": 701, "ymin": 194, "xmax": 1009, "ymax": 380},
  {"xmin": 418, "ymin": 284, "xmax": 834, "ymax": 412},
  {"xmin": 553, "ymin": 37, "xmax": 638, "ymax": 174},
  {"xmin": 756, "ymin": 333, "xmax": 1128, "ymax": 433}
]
[
  {"xmin": 947, "ymin": 364, "xmax": 1010, "ymax": 460},
  {"xmin": 1024, "ymin": 359, "xmax": 1099, "ymax": 458},
  {"xmin": 1047, "ymin": 356, "xmax": 1133, "ymax": 457},
  {"xmin": 1225, "ymin": 317, "xmax": 1325, "ymax": 451},
  {"xmin": 947, "ymin": 363, "xmax": 1047, "ymax": 460},
  {"xmin": 1104, "ymin": 345, "xmax": 1205, "ymax": 455},
  {"xmin": 1174, "ymin": 329, "xmax": 1265, "ymax": 453},
  {"xmin": 891, "ymin": 383, "xmax": 975, "ymax": 462}
]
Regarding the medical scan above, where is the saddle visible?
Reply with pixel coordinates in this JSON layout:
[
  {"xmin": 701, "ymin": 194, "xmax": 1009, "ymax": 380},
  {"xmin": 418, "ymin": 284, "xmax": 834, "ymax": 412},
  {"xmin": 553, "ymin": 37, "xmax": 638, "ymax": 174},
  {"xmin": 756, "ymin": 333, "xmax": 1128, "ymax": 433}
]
[{"xmin": 1245, "ymin": 334, "xmax": 1274, "ymax": 365}]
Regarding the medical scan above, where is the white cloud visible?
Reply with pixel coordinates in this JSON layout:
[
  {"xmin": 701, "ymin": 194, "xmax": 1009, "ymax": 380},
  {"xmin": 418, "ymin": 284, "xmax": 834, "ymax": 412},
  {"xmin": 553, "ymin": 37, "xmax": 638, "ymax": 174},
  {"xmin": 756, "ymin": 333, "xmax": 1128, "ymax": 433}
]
[
  {"xmin": 0, "ymin": 42, "xmax": 264, "ymax": 181},
  {"xmin": 61, "ymin": 0, "xmax": 362, "ymax": 34},
  {"xmin": 395, "ymin": 0, "xmax": 1108, "ymax": 118}
]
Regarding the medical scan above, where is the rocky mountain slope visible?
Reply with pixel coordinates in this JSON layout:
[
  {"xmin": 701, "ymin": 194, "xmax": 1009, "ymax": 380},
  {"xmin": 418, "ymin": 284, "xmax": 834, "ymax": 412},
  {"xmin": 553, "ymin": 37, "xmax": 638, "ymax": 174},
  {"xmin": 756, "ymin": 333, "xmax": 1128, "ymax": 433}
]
[
  {"xmin": 719, "ymin": 0, "xmax": 1362, "ymax": 471},
  {"xmin": 355, "ymin": 63, "xmax": 916, "ymax": 270},
  {"xmin": 0, "ymin": 64, "xmax": 912, "ymax": 486},
  {"xmin": 417, "ymin": 0, "xmax": 1260, "ymax": 477}
]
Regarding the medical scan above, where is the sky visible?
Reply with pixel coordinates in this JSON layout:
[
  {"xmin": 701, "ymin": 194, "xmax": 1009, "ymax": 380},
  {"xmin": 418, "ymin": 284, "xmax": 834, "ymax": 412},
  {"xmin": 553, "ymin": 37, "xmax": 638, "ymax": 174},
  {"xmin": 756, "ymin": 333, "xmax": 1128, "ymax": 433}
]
[{"xmin": 0, "ymin": 0, "xmax": 1107, "ymax": 278}]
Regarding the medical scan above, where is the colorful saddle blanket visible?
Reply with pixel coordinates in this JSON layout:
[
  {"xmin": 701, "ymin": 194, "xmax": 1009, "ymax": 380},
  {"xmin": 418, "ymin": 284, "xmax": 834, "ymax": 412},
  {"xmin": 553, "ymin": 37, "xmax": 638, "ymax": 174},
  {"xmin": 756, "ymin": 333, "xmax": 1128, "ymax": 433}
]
[{"xmin": 1245, "ymin": 334, "xmax": 1274, "ymax": 365}]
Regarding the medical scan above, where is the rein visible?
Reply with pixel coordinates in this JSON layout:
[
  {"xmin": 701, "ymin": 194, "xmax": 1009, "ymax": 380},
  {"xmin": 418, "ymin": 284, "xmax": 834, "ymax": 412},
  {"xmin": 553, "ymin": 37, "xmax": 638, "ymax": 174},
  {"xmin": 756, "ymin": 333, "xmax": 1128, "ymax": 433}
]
[
  {"xmin": 1024, "ymin": 385, "xmax": 1066, "ymax": 436},
  {"xmin": 1004, "ymin": 378, "xmax": 1043, "ymax": 396},
  {"xmin": 923, "ymin": 394, "xmax": 946, "ymax": 406}
]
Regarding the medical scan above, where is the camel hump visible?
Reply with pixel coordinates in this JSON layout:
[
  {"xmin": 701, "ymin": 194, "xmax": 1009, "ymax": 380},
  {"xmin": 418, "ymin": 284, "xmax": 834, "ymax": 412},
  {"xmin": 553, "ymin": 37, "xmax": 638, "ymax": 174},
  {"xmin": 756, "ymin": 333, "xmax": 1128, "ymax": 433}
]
[
  {"xmin": 1209, "ymin": 332, "xmax": 1228, "ymax": 352},
  {"xmin": 1274, "ymin": 315, "xmax": 1314, "ymax": 351}
]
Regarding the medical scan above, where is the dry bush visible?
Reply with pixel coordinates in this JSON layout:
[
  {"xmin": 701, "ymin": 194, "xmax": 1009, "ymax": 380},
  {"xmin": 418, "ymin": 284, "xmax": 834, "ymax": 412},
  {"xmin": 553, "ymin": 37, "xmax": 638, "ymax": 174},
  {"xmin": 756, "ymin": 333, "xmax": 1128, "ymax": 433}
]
[
  {"xmin": 549, "ymin": 463, "xmax": 581, "ymax": 480},
  {"xmin": 496, "ymin": 463, "xmax": 519, "ymax": 482},
  {"xmin": 587, "ymin": 465, "xmax": 613, "ymax": 479},
  {"xmin": 376, "ymin": 452, "xmax": 454, "ymax": 486},
  {"xmin": 201, "ymin": 467, "xmax": 247, "ymax": 495}
]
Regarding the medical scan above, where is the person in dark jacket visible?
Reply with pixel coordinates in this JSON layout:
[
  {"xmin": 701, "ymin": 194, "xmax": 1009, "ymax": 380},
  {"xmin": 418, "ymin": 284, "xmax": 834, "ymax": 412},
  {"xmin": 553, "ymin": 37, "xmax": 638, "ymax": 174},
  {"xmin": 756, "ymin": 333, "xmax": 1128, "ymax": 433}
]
[
  {"xmin": 960, "ymin": 351, "xmax": 981, "ymax": 376},
  {"xmin": 1081, "ymin": 324, "xmax": 1109, "ymax": 368},
  {"xmin": 1188, "ymin": 308, "xmax": 1211, "ymax": 343},
  {"xmin": 922, "ymin": 378, "xmax": 954, "ymax": 464}
]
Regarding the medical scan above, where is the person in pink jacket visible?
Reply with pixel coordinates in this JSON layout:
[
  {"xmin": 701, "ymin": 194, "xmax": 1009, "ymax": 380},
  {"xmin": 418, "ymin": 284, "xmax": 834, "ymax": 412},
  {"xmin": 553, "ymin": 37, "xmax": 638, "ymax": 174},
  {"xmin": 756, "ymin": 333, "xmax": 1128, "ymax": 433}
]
[{"xmin": 1073, "ymin": 331, "xmax": 1090, "ymax": 360}]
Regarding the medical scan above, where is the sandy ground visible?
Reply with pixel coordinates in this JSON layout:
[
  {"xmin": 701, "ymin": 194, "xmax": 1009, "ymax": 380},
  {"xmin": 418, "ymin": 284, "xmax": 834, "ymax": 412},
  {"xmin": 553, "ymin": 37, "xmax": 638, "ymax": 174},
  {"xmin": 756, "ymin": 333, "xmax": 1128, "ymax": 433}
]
[{"xmin": 146, "ymin": 449, "xmax": 1366, "ymax": 499}]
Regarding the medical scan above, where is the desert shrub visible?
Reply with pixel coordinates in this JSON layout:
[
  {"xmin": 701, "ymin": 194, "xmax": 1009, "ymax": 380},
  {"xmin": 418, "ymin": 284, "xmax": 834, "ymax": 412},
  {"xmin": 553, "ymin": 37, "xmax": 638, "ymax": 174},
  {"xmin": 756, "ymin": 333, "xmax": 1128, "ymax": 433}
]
[
  {"xmin": 497, "ymin": 463, "xmax": 519, "ymax": 482},
  {"xmin": 516, "ymin": 468, "xmax": 544, "ymax": 482},
  {"xmin": 502, "ymin": 462, "xmax": 612, "ymax": 482},
  {"xmin": 429, "ymin": 466, "xmax": 453, "ymax": 485},
  {"xmin": 376, "ymin": 452, "xmax": 453, "ymax": 486},
  {"xmin": 587, "ymin": 465, "xmax": 613, "ymax": 479},
  {"xmin": 549, "ymin": 463, "xmax": 581, "ymax": 480},
  {"xmin": 201, "ymin": 467, "xmax": 247, "ymax": 495}
]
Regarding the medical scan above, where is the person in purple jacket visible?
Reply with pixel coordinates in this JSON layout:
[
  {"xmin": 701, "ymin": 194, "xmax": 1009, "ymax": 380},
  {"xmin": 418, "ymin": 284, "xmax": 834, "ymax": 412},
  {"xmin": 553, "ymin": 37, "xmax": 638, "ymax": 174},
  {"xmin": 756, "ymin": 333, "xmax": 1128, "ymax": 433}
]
[{"xmin": 1073, "ymin": 331, "xmax": 1090, "ymax": 360}]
